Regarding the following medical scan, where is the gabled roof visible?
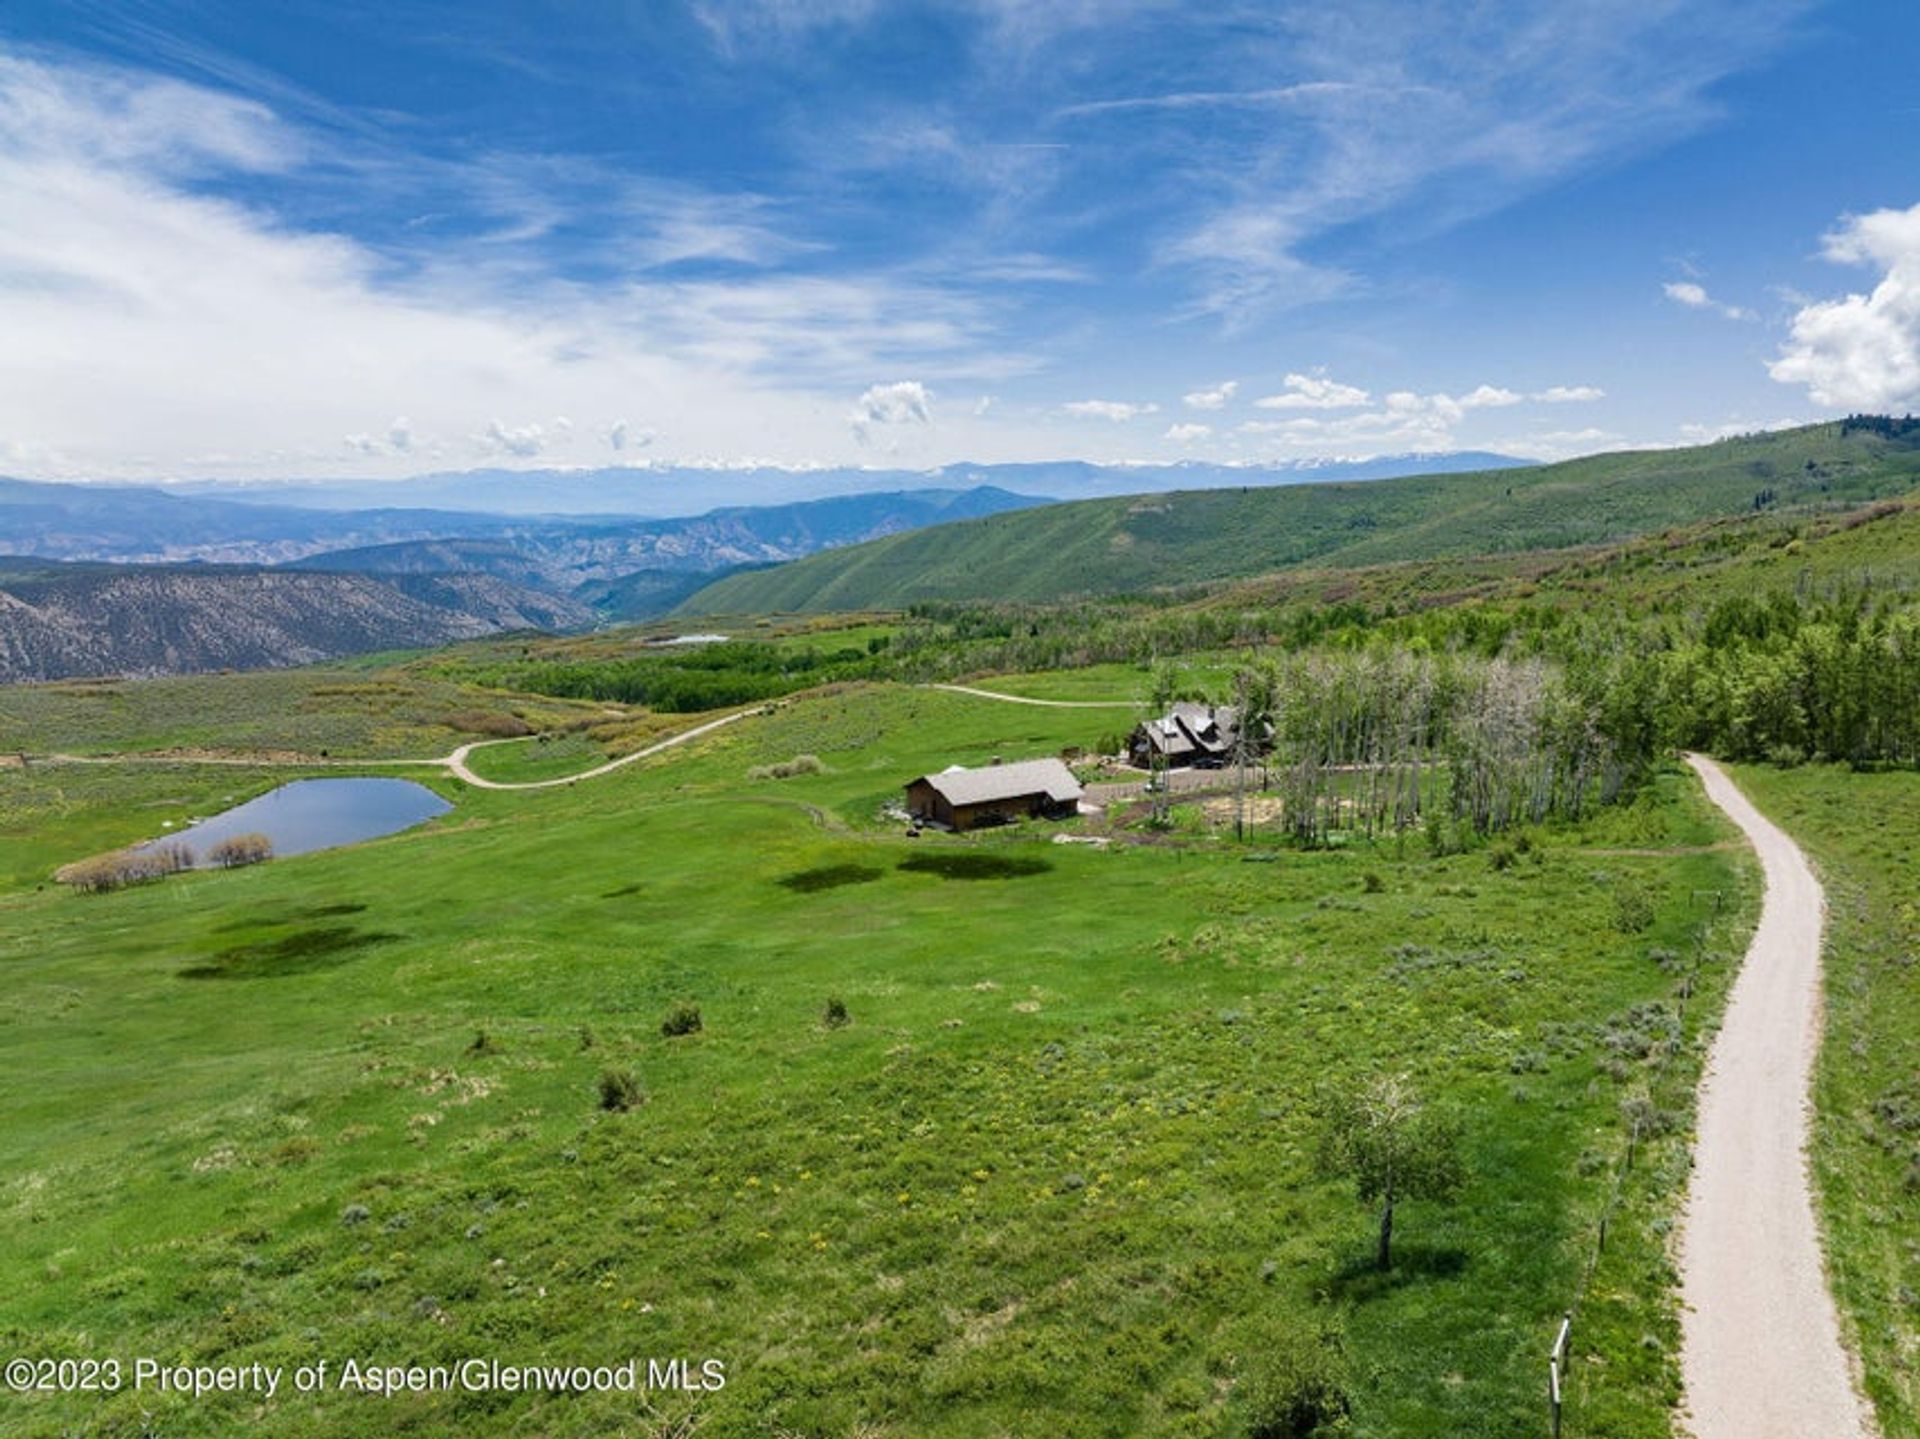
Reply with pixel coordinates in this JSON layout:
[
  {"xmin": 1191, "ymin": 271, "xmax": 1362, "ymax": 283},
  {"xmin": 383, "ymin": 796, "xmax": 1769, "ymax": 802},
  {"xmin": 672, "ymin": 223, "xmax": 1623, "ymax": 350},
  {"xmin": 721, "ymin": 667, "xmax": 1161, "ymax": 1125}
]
[
  {"xmin": 1136, "ymin": 703, "xmax": 1244, "ymax": 754},
  {"xmin": 911, "ymin": 757, "xmax": 1084, "ymax": 807}
]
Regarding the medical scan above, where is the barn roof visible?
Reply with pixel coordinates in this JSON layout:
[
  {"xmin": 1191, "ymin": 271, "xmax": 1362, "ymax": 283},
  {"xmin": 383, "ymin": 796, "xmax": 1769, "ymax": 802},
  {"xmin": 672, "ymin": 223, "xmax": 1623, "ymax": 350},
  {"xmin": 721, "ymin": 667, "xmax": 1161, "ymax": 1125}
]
[{"xmin": 912, "ymin": 757, "xmax": 1084, "ymax": 807}]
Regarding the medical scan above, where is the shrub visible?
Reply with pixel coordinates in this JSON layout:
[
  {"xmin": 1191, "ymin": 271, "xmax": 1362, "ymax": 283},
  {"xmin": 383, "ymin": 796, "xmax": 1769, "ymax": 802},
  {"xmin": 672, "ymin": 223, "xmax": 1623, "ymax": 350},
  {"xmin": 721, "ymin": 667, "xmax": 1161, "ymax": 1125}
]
[
  {"xmin": 1613, "ymin": 882, "xmax": 1657, "ymax": 934},
  {"xmin": 1487, "ymin": 842, "xmax": 1516, "ymax": 872},
  {"xmin": 747, "ymin": 753, "xmax": 825, "ymax": 781},
  {"xmin": 443, "ymin": 709, "xmax": 534, "ymax": 738},
  {"xmin": 661, "ymin": 1003, "xmax": 704, "ymax": 1038},
  {"xmin": 1361, "ymin": 872, "xmax": 1385, "ymax": 894},
  {"xmin": 822, "ymin": 997, "xmax": 850, "ymax": 1029},
  {"xmin": 58, "ymin": 848, "xmax": 168, "ymax": 893},
  {"xmin": 149, "ymin": 841, "xmax": 196, "ymax": 874},
  {"xmin": 1240, "ymin": 1328, "xmax": 1353, "ymax": 1438},
  {"xmin": 209, "ymin": 833, "xmax": 273, "ymax": 869},
  {"xmin": 597, "ymin": 1069, "xmax": 644, "ymax": 1112}
]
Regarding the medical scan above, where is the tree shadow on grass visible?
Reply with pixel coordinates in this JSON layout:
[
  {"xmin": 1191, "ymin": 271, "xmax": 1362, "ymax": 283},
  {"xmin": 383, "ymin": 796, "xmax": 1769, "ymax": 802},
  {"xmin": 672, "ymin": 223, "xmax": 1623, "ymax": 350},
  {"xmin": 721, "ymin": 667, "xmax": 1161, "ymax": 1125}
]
[
  {"xmin": 178, "ymin": 926, "xmax": 400, "ymax": 979},
  {"xmin": 1326, "ymin": 1244, "xmax": 1470, "ymax": 1303},
  {"xmin": 212, "ymin": 902, "xmax": 367, "ymax": 932},
  {"xmin": 897, "ymin": 852, "xmax": 1053, "ymax": 881},
  {"xmin": 779, "ymin": 864, "xmax": 885, "ymax": 893}
]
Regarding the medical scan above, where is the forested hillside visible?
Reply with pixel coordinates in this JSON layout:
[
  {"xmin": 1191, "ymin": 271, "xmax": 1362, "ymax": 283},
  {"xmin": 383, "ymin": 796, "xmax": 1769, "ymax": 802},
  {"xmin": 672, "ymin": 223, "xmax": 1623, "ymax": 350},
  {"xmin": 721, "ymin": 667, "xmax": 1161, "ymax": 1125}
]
[{"xmin": 682, "ymin": 421, "xmax": 1920, "ymax": 613}]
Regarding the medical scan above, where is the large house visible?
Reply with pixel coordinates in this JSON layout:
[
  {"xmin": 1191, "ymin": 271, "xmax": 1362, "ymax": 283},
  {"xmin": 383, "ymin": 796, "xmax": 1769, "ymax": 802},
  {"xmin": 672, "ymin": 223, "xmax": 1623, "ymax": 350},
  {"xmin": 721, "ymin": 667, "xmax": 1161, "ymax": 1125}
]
[
  {"xmin": 904, "ymin": 758, "xmax": 1084, "ymax": 832},
  {"xmin": 1128, "ymin": 702, "xmax": 1250, "ymax": 769}
]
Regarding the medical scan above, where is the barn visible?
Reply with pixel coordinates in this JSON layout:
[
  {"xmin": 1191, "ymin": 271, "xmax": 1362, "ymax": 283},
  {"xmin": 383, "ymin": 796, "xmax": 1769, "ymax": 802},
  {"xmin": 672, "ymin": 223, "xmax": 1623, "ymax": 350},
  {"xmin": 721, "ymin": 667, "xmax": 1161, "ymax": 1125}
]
[{"xmin": 904, "ymin": 758, "xmax": 1084, "ymax": 832}]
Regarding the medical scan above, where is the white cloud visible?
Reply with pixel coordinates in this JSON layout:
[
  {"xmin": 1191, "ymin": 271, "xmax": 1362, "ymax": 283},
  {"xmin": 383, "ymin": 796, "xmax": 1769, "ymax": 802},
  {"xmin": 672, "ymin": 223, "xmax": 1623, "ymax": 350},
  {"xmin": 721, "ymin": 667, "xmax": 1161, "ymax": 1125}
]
[
  {"xmin": 481, "ymin": 419, "xmax": 548, "ymax": 457},
  {"xmin": 1181, "ymin": 380, "xmax": 1238, "ymax": 411},
  {"xmin": 1164, "ymin": 422, "xmax": 1212, "ymax": 442},
  {"xmin": 1494, "ymin": 427, "xmax": 1620, "ymax": 460},
  {"xmin": 1457, "ymin": 383, "xmax": 1522, "ymax": 409},
  {"xmin": 1663, "ymin": 280, "xmax": 1754, "ymax": 321},
  {"xmin": 387, "ymin": 417, "xmax": 414, "ymax": 453},
  {"xmin": 1535, "ymin": 385, "xmax": 1605, "ymax": 403},
  {"xmin": 1253, "ymin": 372, "xmax": 1370, "ymax": 410},
  {"xmin": 1062, "ymin": 399, "xmax": 1159, "ymax": 421},
  {"xmin": 849, "ymin": 380, "xmax": 933, "ymax": 443},
  {"xmin": 1679, "ymin": 417, "xmax": 1806, "ymax": 443},
  {"xmin": 608, "ymin": 420, "xmax": 655, "ymax": 452},
  {"xmin": 1234, "ymin": 378, "xmax": 1538, "ymax": 454},
  {"xmin": 1769, "ymin": 203, "xmax": 1920, "ymax": 411}
]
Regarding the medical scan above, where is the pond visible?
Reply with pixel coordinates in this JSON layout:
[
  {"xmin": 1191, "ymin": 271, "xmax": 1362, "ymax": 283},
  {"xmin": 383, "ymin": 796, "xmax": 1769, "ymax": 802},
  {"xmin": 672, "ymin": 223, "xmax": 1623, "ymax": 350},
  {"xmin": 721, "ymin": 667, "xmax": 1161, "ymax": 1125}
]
[{"xmin": 144, "ymin": 778, "xmax": 452, "ymax": 866}]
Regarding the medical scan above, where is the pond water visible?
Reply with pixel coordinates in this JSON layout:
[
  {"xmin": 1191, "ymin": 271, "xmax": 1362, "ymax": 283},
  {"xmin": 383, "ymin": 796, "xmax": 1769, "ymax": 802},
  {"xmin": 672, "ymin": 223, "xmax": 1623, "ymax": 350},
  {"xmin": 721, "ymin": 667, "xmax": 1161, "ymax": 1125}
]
[{"xmin": 144, "ymin": 778, "xmax": 452, "ymax": 866}]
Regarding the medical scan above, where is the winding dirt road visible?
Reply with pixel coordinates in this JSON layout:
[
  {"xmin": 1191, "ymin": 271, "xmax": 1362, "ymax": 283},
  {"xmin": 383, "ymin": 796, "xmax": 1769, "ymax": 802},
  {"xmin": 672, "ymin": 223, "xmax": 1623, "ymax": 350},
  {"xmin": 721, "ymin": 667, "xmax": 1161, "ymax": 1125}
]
[
  {"xmin": 1679, "ymin": 754, "xmax": 1876, "ymax": 1439},
  {"xmin": 925, "ymin": 683, "xmax": 1138, "ymax": 709},
  {"xmin": 444, "ymin": 709, "xmax": 752, "ymax": 790},
  {"xmin": 35, "ymin": 709, "xmax": 754, "ymax": 792}
]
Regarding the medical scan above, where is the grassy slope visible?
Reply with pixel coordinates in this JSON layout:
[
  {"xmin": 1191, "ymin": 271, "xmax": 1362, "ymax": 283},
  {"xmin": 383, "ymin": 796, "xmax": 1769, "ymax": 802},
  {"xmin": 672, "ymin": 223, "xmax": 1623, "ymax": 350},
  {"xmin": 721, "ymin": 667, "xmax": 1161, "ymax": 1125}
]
[
  {"xmin": 0, "ymin": 681, "xmax": 1749, "ymax": 1439},
  {"xmin": 681, "ymin": 424, "xmax": 1920, "ymax": 614},
  {"xmin": 0, "ymin": 669, "xmax": 612, "ymax": 760},
  {"xmin": 1167, "ymin": 495, "xmax": 1920, "ymax": 629},
  {"xmin": 1725, "ymin": 765, "xmax": 1920, "ymax": 1438}
]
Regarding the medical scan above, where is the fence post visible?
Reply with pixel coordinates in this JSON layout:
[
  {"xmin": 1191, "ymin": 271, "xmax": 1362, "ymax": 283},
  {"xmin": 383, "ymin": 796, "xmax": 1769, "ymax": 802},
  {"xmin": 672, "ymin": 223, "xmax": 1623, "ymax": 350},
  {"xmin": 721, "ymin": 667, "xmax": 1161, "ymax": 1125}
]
[{"xmin": 1549, "ymin": 1312, "xmax": 1571, "ymax": 1437}]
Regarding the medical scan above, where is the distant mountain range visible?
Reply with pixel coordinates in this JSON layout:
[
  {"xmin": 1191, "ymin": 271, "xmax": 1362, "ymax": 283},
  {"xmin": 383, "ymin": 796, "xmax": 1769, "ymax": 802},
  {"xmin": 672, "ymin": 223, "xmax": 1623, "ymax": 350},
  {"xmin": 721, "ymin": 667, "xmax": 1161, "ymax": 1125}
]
[
  {"xmin": 0, "ymin": 477, "xmax": 524, "ymax": 568},
  {"xmin": 281, "ymin": 486, "xmax": 1051, "ymax": 609},
  {"xmin": 163, "ymin": 452, "xmax": 1533, "ymax": 516}
]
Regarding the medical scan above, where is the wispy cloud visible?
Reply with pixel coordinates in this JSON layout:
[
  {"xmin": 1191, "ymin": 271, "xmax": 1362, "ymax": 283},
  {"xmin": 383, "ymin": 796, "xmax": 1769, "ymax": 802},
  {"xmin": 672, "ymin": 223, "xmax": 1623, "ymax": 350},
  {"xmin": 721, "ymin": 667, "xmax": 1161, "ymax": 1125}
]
[
  {"xmin": 0, "ymin": 52, "xmax": 1030, "ymax": 478},
  {"xmin": 1062, "ymin": 399, "xmax": 1159, "ymax": 422},
  {"xmin": 1663, "ymin": 280, "xmax": 1754, "ymax": 321},
  {"xmin": 1126, "ymin": 2, "xmax": 1815, "ymax": 315},
  {"xmin": 1054, "ymin": 81, "xmax": 1365, "ymax": 121},
  {"xmin": 1181, "ymin": 380, "xmax": 1238, "ymax": 411}
]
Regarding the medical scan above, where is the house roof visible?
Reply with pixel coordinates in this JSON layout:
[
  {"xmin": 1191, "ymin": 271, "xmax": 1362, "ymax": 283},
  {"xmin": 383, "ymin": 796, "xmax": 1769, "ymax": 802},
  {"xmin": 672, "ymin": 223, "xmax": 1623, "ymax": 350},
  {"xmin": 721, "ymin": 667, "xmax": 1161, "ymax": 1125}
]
[
  {"xmin": 1135, "ymin": 703, "xmax": 1243, "ymax": 754},
  {"xmin": 911, "ymin": 757, "xmax": 1084, "ymax": 807}
]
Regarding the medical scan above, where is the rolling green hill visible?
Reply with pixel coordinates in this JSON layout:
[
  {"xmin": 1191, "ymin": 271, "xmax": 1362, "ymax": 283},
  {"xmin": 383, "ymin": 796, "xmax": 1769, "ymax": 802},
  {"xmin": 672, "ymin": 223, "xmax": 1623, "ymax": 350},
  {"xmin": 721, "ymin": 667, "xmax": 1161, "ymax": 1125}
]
[{"xmin": 680, "ymin": 420, "xmax": 1920, "ymax": 614}]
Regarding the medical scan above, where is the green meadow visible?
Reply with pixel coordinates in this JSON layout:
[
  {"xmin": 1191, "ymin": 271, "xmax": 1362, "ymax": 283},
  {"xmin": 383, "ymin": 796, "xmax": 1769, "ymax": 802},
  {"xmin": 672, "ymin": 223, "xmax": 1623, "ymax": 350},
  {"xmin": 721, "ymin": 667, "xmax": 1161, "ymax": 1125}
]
[{"xmin": 0, "ymin": 675, "xmax": 1754, "ymax": 1438}]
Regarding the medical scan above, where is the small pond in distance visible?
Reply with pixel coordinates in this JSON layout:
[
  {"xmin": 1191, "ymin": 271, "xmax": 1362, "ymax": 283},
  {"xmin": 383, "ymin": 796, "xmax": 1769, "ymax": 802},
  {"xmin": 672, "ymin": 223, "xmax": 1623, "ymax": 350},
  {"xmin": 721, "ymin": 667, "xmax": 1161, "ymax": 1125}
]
[{"xmin": 144, "ymin": 778, "xmax": 452, "ymax": 866}]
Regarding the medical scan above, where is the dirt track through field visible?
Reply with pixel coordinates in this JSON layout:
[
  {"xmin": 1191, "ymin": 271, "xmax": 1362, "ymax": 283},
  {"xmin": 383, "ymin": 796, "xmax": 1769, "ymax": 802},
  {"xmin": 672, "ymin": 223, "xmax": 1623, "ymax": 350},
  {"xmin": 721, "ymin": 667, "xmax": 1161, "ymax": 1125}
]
[
  {"xmin": 1679, "ymin": 754, "xmax": 1876, "ymax": 1438},
  {"xmin": 925, "ymin": 683, "xmax": 1138, "ymax": 709}
]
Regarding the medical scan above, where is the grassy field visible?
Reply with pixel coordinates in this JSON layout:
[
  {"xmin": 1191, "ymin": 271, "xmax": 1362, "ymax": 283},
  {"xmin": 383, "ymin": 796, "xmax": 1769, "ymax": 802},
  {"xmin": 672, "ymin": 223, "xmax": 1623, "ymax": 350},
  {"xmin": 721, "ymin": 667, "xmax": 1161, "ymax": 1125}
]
[
  {"xmin": 1727, "ymin": 764, "xmax": 1920, "ymax": 1438},
  {"xmin": 458, "ymin": 733, "xmax": 615, "ymax": 784},
  {"xmin": 0, "ymin": 675, "xmax": 1755, "ymax": 1438},
  {"xmin": 958, "ymin": 660, "xmax": 1234, "ymax": 706},
  {"xmin": 0, "ymin": 669, "xmax": 613, "ymax": 761}
]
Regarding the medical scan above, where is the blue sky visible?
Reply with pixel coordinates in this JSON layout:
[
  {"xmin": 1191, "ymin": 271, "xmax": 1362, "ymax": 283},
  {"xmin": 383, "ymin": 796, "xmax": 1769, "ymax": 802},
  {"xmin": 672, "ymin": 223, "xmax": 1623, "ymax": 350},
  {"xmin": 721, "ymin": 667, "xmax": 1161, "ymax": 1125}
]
[{"xmin": 0, "ymin": 0, "xmax": 1916, "ymax": 486}]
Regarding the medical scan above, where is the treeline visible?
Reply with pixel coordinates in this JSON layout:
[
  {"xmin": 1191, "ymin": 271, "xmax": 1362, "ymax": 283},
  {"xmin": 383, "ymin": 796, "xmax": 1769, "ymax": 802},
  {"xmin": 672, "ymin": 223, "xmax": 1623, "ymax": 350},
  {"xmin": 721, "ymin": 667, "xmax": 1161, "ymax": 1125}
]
[
  {"xmin": 450, "ymin": 641, "xmax": 886, "ymax": 712},
  {"xmin": 1599, "ymin": 593, "xmax": 1920, "ymax": 766}
]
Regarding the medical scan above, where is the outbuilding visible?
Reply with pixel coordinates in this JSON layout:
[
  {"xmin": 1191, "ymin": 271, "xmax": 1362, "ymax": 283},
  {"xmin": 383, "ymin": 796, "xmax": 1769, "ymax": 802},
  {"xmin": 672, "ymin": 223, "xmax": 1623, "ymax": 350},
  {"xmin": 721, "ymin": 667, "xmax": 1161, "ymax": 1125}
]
[{"xmin": 904, "ymin": 757, "xmax": 1084, "ymax": 832}]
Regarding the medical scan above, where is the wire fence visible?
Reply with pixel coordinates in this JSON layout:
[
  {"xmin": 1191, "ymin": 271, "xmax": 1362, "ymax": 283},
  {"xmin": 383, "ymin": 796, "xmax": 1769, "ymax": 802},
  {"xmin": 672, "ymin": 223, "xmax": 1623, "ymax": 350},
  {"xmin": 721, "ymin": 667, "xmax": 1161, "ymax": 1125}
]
[{"xmin": 1543, "ymin": 886, "xmax": 1730, "ymax": 1435}]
